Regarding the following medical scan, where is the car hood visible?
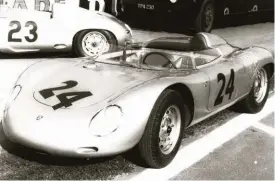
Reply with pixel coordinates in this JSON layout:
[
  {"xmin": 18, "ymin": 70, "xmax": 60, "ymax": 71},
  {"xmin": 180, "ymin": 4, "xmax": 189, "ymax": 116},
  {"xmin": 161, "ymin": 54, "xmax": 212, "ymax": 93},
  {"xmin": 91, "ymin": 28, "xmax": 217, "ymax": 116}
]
[{"xmin": 16, "ymin": 59, "xmax": 161, "ymax": 110}]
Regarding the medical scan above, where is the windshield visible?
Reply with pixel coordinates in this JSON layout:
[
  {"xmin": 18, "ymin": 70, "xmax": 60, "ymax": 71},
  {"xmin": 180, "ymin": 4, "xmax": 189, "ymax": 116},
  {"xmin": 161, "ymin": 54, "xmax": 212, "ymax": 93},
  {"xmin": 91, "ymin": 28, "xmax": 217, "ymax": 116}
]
[
  {"xmin": 90, "ymin": 50, "xmax": 144, "ymax": 68},
  {"xmin": 87, "ymin": 48, "xmax": 198, "ymax": 70}
]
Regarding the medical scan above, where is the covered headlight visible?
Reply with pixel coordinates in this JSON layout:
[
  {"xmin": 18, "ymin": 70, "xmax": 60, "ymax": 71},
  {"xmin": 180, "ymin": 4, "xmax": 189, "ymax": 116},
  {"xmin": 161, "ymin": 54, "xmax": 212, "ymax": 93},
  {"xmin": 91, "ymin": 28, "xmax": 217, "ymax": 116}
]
[
  {"xmin": 10, "ymin": 85, "xmax": 22, "ymax": 101},
  {"xmin": 3, "ymin": 85, "xmax": 21, "ymax": 117},
  {"xmin": 4, "ymin": 85, "xmax": 21, "ymax": 109},
  {"xmin": 124, "ymin": 23, "xmax": 132, "ymax": 35},
  {"xmin": 89, "ymin": 105, "xmax": 123, "ymax": 136}
]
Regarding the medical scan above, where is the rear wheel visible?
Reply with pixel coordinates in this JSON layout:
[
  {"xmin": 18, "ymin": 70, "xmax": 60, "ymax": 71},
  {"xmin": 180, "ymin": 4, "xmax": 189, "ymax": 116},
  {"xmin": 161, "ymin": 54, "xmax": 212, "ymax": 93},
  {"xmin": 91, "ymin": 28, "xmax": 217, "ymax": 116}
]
[
  {"xmin": 138, "ymin": 89, "xmax": 190, "ymax": 168},
  {"xmin": 233, "ymin": 67, "xmax": 270, "ymax": 113},
  {"xmin": 73, "ymin": 30, "xmax": 117, "ymax": 58},
  {"xmin": 194, "ymin": 0, "xmax": 215, "ymax": 32}
]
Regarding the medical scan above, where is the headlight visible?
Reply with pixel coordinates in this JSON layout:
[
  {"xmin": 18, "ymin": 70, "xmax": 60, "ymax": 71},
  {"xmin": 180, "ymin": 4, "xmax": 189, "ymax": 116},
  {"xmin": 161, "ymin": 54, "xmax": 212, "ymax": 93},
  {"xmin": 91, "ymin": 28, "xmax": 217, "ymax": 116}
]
[
  {"xmin": 89, "ymin": 105, "xmax": 123, "ymax": 136},
  {"xmin": 10, "ymin": 85, "xmax": 22, "ymax": 101},
  {"xmin": 5, "ymin": 85, "xmax": 21, "ymax": 109}
]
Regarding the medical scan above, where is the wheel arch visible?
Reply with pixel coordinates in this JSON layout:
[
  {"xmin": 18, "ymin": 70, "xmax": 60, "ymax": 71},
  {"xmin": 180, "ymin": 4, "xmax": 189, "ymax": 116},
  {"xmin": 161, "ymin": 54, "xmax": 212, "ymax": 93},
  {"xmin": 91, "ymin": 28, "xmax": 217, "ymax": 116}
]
[
  {"xmin": 166, "ymin": 83, "xmax": 194, "ymax": 128},
  {"xmin": 263, "ymin": 62, "xmax": 274, "ymax": 80}
]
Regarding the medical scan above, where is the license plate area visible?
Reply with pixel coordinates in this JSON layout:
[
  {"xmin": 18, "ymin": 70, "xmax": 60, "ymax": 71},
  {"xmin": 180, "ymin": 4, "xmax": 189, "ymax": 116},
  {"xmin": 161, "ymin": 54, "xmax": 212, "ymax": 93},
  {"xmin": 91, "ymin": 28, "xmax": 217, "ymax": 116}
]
[{"xmin": 137, "ymin": 3, "xmax": 155, "ymax": 10}]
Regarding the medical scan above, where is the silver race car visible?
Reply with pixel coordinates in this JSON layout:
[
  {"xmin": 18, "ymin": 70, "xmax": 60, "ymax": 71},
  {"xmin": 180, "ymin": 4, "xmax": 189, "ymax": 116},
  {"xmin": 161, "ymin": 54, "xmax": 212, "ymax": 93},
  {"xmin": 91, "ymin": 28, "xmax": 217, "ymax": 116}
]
[
  {"xmin": 1, "ymin": 33, "xmax": 274, "ymax": 168},
  {"xmin": 0, "ymin": 3, "xmax": 132, "ymax": 57}
]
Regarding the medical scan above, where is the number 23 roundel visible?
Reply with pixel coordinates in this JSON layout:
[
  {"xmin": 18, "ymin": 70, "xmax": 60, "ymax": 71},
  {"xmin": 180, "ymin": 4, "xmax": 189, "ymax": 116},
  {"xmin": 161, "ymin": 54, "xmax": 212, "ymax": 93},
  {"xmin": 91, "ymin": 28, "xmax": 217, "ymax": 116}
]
[
  {"xmin": 35, "ymin": 80, "xmax": 93, "ymax": 110},
  {"xmin": 8, "ymin": 20, "xmax": 38, "ymax": 43}
]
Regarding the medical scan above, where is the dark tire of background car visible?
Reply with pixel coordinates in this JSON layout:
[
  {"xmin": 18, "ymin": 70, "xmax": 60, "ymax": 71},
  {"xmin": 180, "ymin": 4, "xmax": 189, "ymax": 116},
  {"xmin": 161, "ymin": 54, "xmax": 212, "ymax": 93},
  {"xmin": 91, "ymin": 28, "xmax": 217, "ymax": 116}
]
[
  {"xmin": 137, "ymin": 89, "xmax": 190, "ymax": 168},
  {"xmin": 233, "ymin": 67, "xmax": 270, "ymax": 113},
  {"xmin": 194, "ymin": 0, "xmax": 215, "ymax": 33},
  {"xmin": 73, "ymin": 30, "xmax": 117, "ymax": 57}
]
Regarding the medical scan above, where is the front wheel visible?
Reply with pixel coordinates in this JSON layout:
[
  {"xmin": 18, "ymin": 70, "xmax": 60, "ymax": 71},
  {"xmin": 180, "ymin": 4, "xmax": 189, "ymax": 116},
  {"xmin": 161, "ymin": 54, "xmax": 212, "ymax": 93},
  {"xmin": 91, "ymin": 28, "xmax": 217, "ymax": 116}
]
[
  {"xmin": 194, "ymin": 0, "xmax": 215, "ymax": 32},
  {"xmin": 73, "ymin": 30, "xmax": 117, "ymax": 58},
  {"xmin": 233, "ymin": 67, "xmax": 270, "ymax": 113},
  {"xmin": 138, "ymin": 89, "xmax": 190, "ymax": 168}
]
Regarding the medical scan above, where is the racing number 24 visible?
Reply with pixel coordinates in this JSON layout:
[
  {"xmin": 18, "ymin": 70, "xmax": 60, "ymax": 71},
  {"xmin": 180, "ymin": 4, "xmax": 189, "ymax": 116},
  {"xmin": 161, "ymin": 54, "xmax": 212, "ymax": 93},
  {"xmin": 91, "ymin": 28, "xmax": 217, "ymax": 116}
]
[
  {"xmin": 39, "ymin": 80, "xmax": 93, "ymax": 110},
  {"xmin": 214, "ymin": 69, "xmax": 235, "ymax": 106},
  {"xmin": 8, "ymin": 21, "xmax": 38, "ymax": 42}
]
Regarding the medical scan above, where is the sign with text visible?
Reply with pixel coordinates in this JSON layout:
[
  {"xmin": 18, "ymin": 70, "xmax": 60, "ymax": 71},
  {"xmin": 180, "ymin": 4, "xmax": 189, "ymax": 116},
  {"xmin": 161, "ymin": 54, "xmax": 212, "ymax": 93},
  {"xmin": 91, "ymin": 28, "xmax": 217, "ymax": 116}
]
[
  {"xmin": 0, "ymin": 0, "xmax": 66, "ymax": 11},
  {"xmin": 0, "ymin": 0, "xmax": 106, "ymax": 11}
]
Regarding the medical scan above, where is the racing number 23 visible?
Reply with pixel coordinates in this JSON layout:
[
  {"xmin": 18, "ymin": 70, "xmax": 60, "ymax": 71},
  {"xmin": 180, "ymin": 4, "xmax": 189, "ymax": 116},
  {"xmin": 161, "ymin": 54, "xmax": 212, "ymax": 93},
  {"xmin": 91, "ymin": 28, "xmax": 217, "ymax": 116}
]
[
  {"xmin": 214, "ymin": 69, "xmax": 235, "ymax": 106},
  {"xmin": 8, "ymin": 21, "xmax": 38, "ymax": 42}
]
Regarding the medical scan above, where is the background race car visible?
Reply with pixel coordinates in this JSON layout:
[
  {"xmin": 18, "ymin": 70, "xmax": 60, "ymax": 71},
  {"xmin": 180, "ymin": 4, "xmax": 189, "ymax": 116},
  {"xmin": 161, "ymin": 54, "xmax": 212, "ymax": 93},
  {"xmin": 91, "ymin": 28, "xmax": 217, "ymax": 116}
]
[
  {"xmin": 3, "ymin": 0, "xmax": 273, "ymax": 33},
  {"xmin": 0, "ymin": 2, "xmax": 132, "ymax": 57},
  {"xmin": 116, "ymin": 0, "xmax": 274, "ymax": 32}
]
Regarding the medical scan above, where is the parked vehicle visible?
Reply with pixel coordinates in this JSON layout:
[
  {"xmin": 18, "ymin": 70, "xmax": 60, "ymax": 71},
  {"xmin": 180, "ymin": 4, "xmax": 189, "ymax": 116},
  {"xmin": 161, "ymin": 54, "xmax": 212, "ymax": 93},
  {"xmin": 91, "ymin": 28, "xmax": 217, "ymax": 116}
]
[
  {"xmin": 114, "ymin": 0, "xmax": 274, "ymax": 32},
  {"xmin": 2, "ymin": 33, "xmax": 274, "ymax": 168},
  {"xmin": 0, "ymin": 3, "xmax": 132, "ymax": 57}
]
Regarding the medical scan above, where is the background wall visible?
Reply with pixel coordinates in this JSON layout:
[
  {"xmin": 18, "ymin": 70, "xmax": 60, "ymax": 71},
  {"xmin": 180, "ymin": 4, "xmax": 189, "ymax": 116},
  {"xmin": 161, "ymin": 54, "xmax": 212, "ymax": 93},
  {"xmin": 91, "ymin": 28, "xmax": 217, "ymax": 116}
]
[{"xmin": 0, "ymin": 0, "xmax": 79, "ymax": 11}]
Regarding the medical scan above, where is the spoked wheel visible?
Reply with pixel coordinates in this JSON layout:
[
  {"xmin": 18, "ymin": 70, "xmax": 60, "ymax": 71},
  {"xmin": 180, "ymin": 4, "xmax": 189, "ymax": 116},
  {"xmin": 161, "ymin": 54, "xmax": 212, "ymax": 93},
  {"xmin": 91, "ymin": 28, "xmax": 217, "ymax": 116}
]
[
  {"xmin": 159, "ymin": 105, "xmax": 182, "ymax": 155},
  {"xmin": 253, "ymin": 68, "xmax": 268, "ymax": 104},
  {"xmin": 74, "ymin": 30, "xmax": 116, "ymax": 58},
  {"xmin": 194, "ymin": 0, "xmax": 215, "ymax": 32},
  {"xmin": 233, "ymin": 67, "xmax": 270, "ymax": 113},
  {"xmin": 137, "ymin": 89, "xmax": 191, "ymax": 168},
  {"xmin": 81, "ymin": 31, "xmax": 110, "ymax": 57}
]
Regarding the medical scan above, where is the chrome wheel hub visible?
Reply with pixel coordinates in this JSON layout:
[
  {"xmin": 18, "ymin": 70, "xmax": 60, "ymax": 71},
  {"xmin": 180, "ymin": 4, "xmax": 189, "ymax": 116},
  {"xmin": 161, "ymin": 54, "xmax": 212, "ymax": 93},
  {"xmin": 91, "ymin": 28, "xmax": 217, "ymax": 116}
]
[
  {"xmin": 81, "ymin": 32, "xmax": 110, "ymax": 57},
  {"xmin": 254, "ymin": 68, "xmax": 268, "ymax": 103},
  {"xmin": 159, "ymin": 105, "xmax": 181, "ymax": 155}
]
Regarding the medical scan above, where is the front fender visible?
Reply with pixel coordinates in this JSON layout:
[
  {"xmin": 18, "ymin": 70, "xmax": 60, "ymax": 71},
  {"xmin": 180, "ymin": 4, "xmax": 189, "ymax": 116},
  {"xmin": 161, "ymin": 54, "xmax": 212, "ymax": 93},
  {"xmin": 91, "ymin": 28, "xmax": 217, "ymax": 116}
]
[
  {"xmin": 54, "ymin": 8, "xmax": 131, "ymax": 46},
  {"xmin": 108, "ymin": 78, "xmax": 181, "ymax": 146}
]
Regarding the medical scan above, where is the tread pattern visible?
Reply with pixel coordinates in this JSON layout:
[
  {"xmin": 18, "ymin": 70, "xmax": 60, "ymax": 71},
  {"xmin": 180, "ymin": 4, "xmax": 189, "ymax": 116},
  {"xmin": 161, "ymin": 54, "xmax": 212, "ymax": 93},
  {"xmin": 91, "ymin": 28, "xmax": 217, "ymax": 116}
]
[
  {"xmin": 138, "ymin": 89, "xmax": 190, "ymax": 168},
  {"xmin": 233, "ymin": 67, "xmax": 270, "ymax": 113}
]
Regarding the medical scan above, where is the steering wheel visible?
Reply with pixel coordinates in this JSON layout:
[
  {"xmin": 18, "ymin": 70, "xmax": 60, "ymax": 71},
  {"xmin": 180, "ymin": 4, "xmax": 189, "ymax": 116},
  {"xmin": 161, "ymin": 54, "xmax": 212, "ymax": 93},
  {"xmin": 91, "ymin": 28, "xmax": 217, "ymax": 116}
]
[{"xmin": 143, "ymin": 52, "xmax": 177, "ymax": 69}]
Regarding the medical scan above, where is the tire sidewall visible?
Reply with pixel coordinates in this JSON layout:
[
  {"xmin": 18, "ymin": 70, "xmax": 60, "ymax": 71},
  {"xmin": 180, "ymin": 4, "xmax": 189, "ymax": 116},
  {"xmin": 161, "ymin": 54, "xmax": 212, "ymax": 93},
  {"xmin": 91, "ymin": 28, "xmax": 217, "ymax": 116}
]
[
  {"xmin": 74, "ymin": 30, "xmax": 116, "ymax": 57},
  {"xmin": 247, "ymin": 68, "xmax": 270, "ymax": 112},
  {"xmin": 195, "ymin": 0, "xmax": 215, "ymax": 32},
  {"xmin": 140, "ymin": 90, "xmax": 189, "ymax": 168}
]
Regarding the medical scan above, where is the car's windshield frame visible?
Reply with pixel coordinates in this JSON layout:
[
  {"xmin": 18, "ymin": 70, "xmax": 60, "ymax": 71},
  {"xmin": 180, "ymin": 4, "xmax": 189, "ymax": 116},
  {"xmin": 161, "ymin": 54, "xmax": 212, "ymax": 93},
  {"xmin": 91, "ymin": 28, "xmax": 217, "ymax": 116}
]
[{"xmin": 87, "ymin": 47, "xmax": 222, "ymax": 70}]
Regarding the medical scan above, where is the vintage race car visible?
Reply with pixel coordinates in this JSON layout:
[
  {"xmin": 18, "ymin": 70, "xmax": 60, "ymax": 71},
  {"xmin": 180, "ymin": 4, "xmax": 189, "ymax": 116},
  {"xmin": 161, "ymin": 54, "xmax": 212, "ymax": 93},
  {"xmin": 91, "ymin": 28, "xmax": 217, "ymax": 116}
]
[
  {"xmin": 0, "ymin": 3, "xmax": 132, "ymax": 57},
  {"xmin": 1, "ymin": 33, "xmax": 274, "ymax": 168}
]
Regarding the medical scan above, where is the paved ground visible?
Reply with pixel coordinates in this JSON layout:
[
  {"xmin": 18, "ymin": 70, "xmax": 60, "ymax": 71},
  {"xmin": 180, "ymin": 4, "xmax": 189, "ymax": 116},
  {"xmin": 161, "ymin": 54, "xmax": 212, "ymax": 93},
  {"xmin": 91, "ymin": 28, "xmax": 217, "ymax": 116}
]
[
  {"xmin": 171, "ymin": 113, "xmax": 274, "ymax": 180},
  {"xmin": 0, "ymin": 22, "xmax": 274, "ymax": 180},
  {"xmin": 125, "ymin": 96, "xmax": 274, "ymax": 181}
]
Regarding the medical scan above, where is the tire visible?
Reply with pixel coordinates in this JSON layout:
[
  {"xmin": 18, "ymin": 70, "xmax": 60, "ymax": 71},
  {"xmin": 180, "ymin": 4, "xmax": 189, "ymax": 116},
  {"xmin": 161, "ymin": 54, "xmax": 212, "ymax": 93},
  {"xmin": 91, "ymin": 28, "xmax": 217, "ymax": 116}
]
[
  {"xmin": 138, "ymin": 89, "xmax": 190, "ymax": 168},
  {"xmin": 73, "ymin": 30, "xmax": 117, "ymax": 58},
  {"xmin": 194, "ymin": 0, "xmax": 215, "ymax": 32},
  {"xmin": 233, "ymin": 67, "xmax": 270, "ymax": 113}
]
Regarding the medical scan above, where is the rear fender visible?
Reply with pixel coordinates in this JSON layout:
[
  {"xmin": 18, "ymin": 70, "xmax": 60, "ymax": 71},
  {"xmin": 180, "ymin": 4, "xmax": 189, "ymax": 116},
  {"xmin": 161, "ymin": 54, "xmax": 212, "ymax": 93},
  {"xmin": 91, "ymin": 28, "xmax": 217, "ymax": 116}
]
[{"xmin": 235, "ymin": 47, "xmax": 274, "ymax": 83}]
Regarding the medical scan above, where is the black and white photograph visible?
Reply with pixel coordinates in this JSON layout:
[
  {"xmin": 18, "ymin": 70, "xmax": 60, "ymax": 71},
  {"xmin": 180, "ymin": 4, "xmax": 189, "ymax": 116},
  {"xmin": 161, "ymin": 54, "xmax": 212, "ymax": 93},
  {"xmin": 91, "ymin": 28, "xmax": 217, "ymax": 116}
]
[{"xmin": 0, "ymin": 0, "xmax": 274, "ymax": 180}]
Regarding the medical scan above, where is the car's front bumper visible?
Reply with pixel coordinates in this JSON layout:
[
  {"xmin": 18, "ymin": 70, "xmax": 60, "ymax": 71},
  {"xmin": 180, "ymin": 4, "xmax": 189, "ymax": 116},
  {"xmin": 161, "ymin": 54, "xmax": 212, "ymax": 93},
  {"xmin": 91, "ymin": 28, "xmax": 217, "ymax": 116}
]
[{"xmin": 2, "ymin": 108, "xmax": 138, "ymax": 157}]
